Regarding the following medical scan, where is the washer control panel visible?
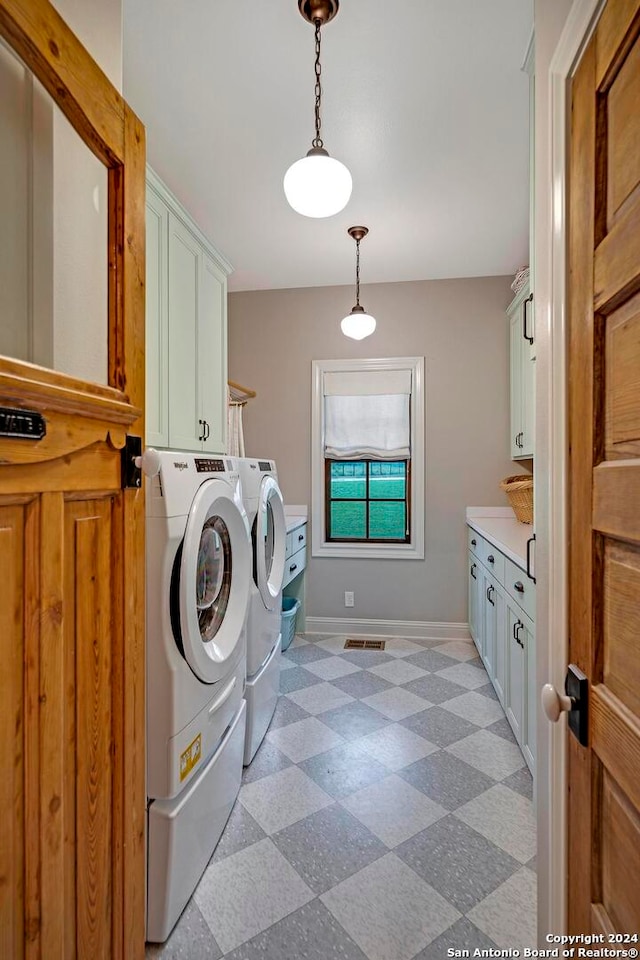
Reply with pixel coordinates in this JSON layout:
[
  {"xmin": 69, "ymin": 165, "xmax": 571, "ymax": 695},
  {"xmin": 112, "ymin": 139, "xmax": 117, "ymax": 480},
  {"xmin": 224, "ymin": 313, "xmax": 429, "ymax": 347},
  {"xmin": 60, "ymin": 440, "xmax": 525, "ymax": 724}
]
[{"xmin": 195, "ymin": 458, "xmax": 226, "ymax": 473}]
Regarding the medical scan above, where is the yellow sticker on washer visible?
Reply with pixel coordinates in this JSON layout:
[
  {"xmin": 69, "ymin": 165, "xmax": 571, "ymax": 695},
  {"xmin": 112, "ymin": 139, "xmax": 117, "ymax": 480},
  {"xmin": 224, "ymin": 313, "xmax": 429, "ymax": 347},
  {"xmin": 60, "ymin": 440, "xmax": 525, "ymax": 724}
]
[{"xmin": 180, "ymin": 733, "xmax": 202, "ymax": 781}]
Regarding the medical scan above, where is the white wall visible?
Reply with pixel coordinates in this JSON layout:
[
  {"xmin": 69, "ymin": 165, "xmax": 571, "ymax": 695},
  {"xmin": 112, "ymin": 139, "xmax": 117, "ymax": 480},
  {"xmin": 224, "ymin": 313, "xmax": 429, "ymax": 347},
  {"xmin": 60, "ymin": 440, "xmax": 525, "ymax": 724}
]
[{"xmin": 230, "ymin": 276, "xmax": 526, "ymax": 628}]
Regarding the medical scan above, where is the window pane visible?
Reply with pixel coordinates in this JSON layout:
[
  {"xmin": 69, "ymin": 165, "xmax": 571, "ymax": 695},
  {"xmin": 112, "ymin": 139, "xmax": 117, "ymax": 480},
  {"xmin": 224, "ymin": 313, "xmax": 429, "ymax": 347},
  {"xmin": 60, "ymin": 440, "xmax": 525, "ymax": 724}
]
[
  {"xmin": 369, "ymin": 501, "xmax": 406, "ymax": 539},
  {"xmin": 330, "ymin": 460, "xmax": 366, "ymax": 499},
  {"xmin": 330, "ymin": 501, "xmax": 366, "ymax": 539},
  {"xmin": 370, "ymin": 462, "xmax": 406, "ymax": 499}
]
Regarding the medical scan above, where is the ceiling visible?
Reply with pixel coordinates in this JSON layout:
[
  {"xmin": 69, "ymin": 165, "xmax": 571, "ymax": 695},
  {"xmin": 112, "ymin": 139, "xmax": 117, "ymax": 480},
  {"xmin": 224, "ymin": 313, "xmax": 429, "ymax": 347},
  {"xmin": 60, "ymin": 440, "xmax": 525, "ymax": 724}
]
[{"xmin": 123, "ymin": 0, "xmax": 533, "ymax": 293}]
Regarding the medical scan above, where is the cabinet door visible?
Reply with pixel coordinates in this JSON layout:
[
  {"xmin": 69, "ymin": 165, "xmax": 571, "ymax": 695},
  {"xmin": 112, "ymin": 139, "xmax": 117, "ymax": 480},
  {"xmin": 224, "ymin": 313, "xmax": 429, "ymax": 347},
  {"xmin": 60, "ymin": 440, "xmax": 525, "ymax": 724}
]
[
  {"xmin": 199, "ymin": 251, "xmax": 227, "ymax": 454},
  {"xmin": 521, "ymin": 352, "xmax": 535, "ymax": 457},
  {"xmin": 523, "ymin": 613, "xmax": 536, "ymax": 772},
  {"xmin": 145, "ymin": 187, "xmax": 169, "ymax": 446},
  {"xmin": 168, "ymin": 213, "xmax": 202, "ymax": 451},
  {"xmin": 509, "ymin": 307, "xmax": 523, "ymax": 458},
  {"xmin": 493, "ymin": 583, "xmax": 507, "ymax": 705},
  {"xmin": 506, "ymin": 603, "xmax": 525, "ymax": 744},
  {"xmin": 481, "ymin": 568, "xmax": 496, "ymax": 679},
  {"xmin": 468, "ymin": 555, "xmax": 481, "ymax": 654}
]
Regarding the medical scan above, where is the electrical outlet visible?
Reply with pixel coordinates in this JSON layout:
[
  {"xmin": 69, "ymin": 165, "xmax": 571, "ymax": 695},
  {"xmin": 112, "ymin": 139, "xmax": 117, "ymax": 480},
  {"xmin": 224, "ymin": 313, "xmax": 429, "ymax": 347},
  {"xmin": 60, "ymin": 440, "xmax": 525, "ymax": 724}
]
[{"xmin": 344, "ymin": 591, "xmax": 354, "ymax": 607}]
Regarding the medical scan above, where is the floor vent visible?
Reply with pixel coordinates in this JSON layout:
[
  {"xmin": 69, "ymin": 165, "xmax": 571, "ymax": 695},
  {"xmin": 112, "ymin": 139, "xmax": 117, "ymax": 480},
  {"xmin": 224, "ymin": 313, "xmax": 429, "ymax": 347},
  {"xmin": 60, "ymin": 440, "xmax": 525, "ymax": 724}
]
[{"xmin": 344, "ymin": 638, "xmax": 386, "ymax": 650}]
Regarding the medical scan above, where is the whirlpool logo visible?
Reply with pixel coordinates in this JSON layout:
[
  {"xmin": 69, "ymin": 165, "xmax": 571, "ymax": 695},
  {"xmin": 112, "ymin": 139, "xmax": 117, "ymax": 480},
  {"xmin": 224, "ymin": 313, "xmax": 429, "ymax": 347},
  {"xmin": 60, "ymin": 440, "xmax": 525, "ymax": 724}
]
[{"xmin": 174, "ymin": 461, "xmax": 189, "ymax": 471}]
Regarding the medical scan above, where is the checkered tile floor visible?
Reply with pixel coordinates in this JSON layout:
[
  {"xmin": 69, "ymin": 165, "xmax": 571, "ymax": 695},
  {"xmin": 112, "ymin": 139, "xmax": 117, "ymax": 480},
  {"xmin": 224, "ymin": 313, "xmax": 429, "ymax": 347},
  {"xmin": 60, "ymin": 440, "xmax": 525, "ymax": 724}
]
[{"xmin": 147, "ymin": 634, "xmax": 537, "ymax": 960}]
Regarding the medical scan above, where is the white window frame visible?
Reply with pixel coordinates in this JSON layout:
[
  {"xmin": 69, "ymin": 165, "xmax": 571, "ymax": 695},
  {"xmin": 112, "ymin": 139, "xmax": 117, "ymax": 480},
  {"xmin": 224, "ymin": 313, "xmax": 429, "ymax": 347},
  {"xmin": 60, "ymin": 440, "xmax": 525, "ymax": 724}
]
[{"xmin": 311, "ymin": 357, "xmax": 425, "ymax": 560}]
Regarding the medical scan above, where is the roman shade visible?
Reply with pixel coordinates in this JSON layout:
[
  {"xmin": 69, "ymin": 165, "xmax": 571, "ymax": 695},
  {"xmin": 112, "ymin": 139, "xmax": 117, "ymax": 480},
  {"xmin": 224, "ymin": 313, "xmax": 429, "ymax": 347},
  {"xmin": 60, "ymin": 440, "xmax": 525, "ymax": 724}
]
[{"xmin": 323, "ymin": 369, "xmax": 411, "ymax": 460}]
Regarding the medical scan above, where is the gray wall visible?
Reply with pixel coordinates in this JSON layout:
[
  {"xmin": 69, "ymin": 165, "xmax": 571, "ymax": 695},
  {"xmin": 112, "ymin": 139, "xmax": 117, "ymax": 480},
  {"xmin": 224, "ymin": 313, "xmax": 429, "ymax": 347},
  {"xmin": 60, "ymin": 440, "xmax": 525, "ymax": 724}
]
[{"xmin": 229, "ymin": 276, "xmax": 523, "ymax": 625}]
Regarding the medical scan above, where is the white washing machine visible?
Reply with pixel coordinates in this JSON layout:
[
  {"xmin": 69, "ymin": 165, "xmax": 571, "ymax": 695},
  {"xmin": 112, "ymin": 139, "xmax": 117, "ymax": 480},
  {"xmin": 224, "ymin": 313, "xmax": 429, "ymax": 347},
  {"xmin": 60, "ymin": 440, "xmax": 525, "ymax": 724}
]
[
  {"xmin": 237, "ymin": 458, "xmax": 287, "ymax": 764},
  {"xmin": 145, "ymin": 450, "xmax": 251, "ymax": 943}
]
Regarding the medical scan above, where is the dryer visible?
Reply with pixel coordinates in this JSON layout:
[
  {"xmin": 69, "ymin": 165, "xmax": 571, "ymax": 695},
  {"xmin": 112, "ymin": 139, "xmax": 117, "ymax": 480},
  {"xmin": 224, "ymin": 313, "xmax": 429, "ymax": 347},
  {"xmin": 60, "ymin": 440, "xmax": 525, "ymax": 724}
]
[
  {"xmin": 145, "ymin": 451, "xmax": 251, "ymax": 943},
  {"xmin": 236, "ymin": 458, "xmax": 287, "ymax": 764}
]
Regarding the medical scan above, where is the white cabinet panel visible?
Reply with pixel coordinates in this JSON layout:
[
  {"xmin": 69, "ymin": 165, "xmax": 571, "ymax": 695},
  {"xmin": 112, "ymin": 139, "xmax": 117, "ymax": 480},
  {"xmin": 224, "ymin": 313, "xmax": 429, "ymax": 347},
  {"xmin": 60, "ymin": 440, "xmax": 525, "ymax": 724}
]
[
  {"xmin": 481, "ymin": 568, "xmax": 497, "ymax": 680},
  {"xmin": 468, "ymin": 553, "xmax": 481, "ymax": 655},
  {"xmin": 168, "ymin": 212, "xmax": 201, "ymax": 451},
  {"xmin": 506, "ymin": 603, "xmax": 526, "ymax": 745},
  {"xmin": 199, "ymin": 251, "xmax": 227, "ymax": 454},
  {"xmin": 145, "ymin": 187, "xmax": 169, "ymax": 446},
  {"xmin": 508, "ymin": 284, "xmax": 535, "ymax": 460},
  {"xmin": 524, "ymin": 614, "xmax": 536, "ymax": 771}
]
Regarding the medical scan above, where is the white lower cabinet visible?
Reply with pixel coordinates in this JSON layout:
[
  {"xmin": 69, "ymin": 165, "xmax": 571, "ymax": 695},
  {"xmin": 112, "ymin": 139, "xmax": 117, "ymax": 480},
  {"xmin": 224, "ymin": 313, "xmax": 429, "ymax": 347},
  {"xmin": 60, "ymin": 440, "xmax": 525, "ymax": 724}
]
[{"xmin": 467, "ymin": 525, "xmax": 535, "ymax": 774}]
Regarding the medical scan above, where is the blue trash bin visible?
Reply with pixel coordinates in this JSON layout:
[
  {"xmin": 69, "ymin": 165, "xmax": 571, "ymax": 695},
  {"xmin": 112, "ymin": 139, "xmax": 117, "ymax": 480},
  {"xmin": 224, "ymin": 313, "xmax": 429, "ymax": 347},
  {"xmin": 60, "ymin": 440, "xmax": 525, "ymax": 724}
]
[{"xmin": 280, "ymin": 597, "xmax": 301, "ymax": 651}]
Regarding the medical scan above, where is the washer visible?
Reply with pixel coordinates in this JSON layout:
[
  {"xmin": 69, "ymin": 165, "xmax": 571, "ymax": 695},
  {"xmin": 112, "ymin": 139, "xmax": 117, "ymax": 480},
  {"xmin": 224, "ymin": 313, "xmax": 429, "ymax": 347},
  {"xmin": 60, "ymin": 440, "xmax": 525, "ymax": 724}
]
[
  {"xmin": 145, "ymin": 451, "xmax": 251, "ymax": 943},
  {"xmin": 236, "ymin": 458, "xmax": 287, "ymax": 764}
]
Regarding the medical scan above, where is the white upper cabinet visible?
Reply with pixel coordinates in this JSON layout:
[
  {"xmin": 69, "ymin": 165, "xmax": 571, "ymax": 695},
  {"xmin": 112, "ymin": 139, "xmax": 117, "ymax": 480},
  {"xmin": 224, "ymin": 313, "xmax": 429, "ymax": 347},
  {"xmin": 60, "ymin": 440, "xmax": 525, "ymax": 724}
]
[
  {"xmin": 508, "ymin": 283, "xmax": 535, "ymax": 459},
  {"xmin": 146, "ymin": 167, "xmax": 231, "ymax": 453}
]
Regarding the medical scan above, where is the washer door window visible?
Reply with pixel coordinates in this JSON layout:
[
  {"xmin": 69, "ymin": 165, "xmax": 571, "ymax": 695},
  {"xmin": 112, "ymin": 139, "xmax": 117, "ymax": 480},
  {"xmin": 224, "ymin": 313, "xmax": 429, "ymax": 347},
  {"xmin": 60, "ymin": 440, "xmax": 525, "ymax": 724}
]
[
  {"xmin": 253, "ymin": 475, "xmax": 286, "ymax": 612},
  {"xmin": 177, "ymin": 479, "xmax": 251, "ymax": 683}
]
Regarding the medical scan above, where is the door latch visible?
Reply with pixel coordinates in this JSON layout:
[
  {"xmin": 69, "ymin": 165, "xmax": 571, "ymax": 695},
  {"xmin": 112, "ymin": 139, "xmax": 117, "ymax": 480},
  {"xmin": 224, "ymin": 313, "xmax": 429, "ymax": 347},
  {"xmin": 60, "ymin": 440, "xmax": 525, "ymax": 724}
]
[{"xmin": 121, "ymin": 435, "xmax": 142, "ymax": 489}]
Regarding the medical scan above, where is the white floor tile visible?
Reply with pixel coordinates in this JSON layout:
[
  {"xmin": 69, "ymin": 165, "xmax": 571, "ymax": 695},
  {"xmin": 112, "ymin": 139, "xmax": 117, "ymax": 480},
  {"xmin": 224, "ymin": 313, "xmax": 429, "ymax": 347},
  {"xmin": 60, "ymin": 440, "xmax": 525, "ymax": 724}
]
[
  {"xmin": 354, "ymin": 723, "xmax": 439, "ymax": 772},
  {"xmin": 321, "ymin": 853, "xmax": 460, "ymax": 960},
  {"xmin": 454, "ymin": 783, "xmax": 536, "ymax": 863},
  {"xmin": 267, "ymin": 716, "xmax": 345, "ymax": 763},
  {"xmin": 304, "ymin": 656, "xmax": 363, "ymax": 680},
  {"xmin": 341, "ymin": 774, "xmax": 447, "ymax": 847},
  {"xmin": 382, "ymin": 638, "xmax": 431, "ymax": 658},
  {"xmin": 286, "ymin": 681, "xmax": 355, "ymax": 716},
  {"xmin": 445, "ymin": 729, "xmax": 525, "ymax": 780},
  {"xmin": 436, "ymin": 661, "xmax": 488, "ymax": 689},
  {"xmin": 440, "ymin": 691, "xmax": 506, "ymax": 727},
  {"xmin": 362, "ymin": 686, "xmax": 431, "ymax": 721},
  {"xmin": 367, "ymin": 660, "xmax": 427, "ymax": 685},
  {"xmin": 238, "ymin": 765, "xmax": 333, "ymax": 834},
  {"xmin": 194, "ymin": 837, "xmax": 313, "ymax": 953},
  {"xmin": 467, "ymin": 867, "xmax": 537, "ymax": 949},
  {"xmin": 431, "ymin": 640, "xmax": 479, "ymax": 662}
]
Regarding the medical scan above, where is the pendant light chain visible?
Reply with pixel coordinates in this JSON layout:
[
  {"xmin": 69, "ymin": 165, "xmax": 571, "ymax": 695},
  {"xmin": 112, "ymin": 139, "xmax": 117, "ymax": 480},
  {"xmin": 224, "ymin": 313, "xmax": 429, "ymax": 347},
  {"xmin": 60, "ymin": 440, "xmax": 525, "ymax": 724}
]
[
  {"xmin": 312, "ymin": 19, "xmax": 324, "ymax": 148},
  {"xmin": 355, "ymin": 238, "xmax": 361, "ymax": 306}
]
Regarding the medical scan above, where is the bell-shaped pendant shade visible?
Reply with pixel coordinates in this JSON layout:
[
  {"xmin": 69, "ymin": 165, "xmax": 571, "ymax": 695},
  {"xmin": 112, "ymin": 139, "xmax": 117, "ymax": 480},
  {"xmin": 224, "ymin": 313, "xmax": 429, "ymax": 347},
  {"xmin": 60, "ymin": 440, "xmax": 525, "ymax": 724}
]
[
  {"xmin": 340, "ymin": 305, "xmax": 376, "ymax": 340},
  {"xmin": 284, "ymin": 148, "xmax": 352, "ymax": 218}
]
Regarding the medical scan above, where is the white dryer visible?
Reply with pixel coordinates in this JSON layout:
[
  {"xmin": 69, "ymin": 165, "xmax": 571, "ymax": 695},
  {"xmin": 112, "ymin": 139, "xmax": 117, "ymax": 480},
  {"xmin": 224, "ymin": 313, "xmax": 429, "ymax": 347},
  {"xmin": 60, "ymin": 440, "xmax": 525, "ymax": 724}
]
[
  {"xmin": 236, "ymin": 458, "xmax": 287, "ymax": 764},
  {"xmin": 145, "ymin": 451, "xmax": 251, "ymax": 943}
]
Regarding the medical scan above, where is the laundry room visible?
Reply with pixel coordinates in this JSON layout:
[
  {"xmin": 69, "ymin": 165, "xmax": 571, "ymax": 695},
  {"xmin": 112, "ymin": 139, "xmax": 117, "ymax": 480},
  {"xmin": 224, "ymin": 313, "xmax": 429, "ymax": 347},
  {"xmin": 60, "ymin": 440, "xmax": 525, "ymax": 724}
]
[{"xmin": 3, "ymin": 0, "xmax": 640, "ymax": 958}]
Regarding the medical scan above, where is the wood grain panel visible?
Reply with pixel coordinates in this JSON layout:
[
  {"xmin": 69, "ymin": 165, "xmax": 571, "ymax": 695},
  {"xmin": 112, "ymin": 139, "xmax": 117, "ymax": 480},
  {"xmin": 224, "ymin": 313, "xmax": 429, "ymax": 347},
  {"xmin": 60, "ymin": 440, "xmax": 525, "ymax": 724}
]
[
  {"xmin": 597, "ymin": 0, "xmax": 640, "ymax": 88},
  {"xmin": 68, "ymin": 500, "xmax": 113, "ymax": 958},
  {"xmin": 601, "ymin": 771, "xmax": 640, "ymax": 932},
  {"xmin": 594, "ymin": 460, "xmax": 640, "ymax": 540},
  {"xmin": 607, "ymin": 32, "xmax": 640, "ymax": 224},
  {"xmin": 0, "ymin": 444, "xmax": 120, "ymax": 497},
  {"xmin": 604, "ymin": 542, "xmax": 640, "ymax": 717},
  {"xmin": 592, "ymin": 684, "xmax": 640, "ymax": 814},
  {"xmin": 606, "ymin": 290, "xmax": 640, "ymax": 453},
  {"xmin": 24, "ymin": 499, "xmax": 41, "ymax": 960},
  {"xmin": 595, "ymin": 195, "xmax": 640, "ymax": 312},
  {"xmin": 0, "ymin": 505, "xmax": 26, "ymax": 960}
]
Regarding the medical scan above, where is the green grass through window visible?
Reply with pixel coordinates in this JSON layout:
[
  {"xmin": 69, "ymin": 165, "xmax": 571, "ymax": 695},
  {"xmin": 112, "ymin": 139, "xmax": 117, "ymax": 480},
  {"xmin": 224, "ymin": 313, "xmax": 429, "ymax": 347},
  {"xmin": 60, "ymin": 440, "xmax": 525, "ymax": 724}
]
[{"xmin": 327, "ymin": 460, "xmax": 409, "ymax": 541}]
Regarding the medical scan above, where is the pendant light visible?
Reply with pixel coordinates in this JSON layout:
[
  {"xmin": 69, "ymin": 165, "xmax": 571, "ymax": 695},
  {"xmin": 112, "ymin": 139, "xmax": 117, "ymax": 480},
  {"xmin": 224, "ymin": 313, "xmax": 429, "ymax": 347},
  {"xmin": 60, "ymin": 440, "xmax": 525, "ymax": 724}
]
[
  {"xmin": 341, "ymin": 226, "xmax": 376, "ymax": 340},
  {"xmin": 284, "ymin": 0, "xmax": 352, "ymax": 218}
]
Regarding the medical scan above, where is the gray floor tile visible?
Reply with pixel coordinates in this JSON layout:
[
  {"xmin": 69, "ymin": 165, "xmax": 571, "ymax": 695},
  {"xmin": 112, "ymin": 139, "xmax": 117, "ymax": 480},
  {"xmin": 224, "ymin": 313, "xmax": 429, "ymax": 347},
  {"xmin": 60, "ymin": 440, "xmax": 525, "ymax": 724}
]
[
  {"xmin": 411, "ymin": 917, "xmax": 498, "ymax": 960},
  {"xmin": 381, "ymin": 637, "xmax": 432, "ymax": 658},
  {"xmin": 304, "ymin": 655, "xmax": 363, "ymax": 680},
  {"xmin": 279, "ymin": 665, "xmax": 322, "ymax": 694},
  {"xmin": 266, "ymin": 716, "xmax": 345, "ymax": 763},
  {"xmin": 362, "ymin": 686, "xmax": 432, "ymax": 721},
  {"xmin": 446, "ymin": 729, "xmax": 525, "ymax": 780},
  {"xmin": 402, "ymin": 673, "xmax": 468, "ymax": 704},
  {"xmin": 527, "ymin": 854, "xmax": 538, "ymax": 873},
  {"xmin": 267, "ymin": 694, "xmax": 310, "ymax": 730},
  {"xmin": 211, "ymin": 800, "xmax": 266, "ymax": 861},
  {"xmin": 146, "ymin": 900, "xmax": 222, "ymax": 959},
  {"xmin": 436, "ymin": 661, "xmax": 489, "ymax": 689},
  {"xmin": 454, "ymin": 783, "xmax": 536, "ymax": 863},
  {"xmin": 395, "ymin": 814, "xmax": 521, "ymax": 911},
  {"xmin": 341, "ymin": 774, "xmax": 448, "ymax": 847},
  {"xmin": 331, "ymin": 670, "xmax": 393, "ymax": 700},
  {"xmin": 320, "ymin": 700, "xmax": 392, "ymax": 740},
  {"xmin": 194, "ymin": 838, "xmax": 313, "ymax": 953},
  {"xmin": 440, "ymin": 691, "xmax": 506, "ymax": 727},
  {"xmin": 367, "ymin": 659, "xmax": 428, "ymax": 685},
  {"xmin": 431, "ymin": 640, "xmax": 479, "ymax": 662},
  {"xmin": 400, "ymin": 706, "xmax": 480, "ymax": 747},
  {"xmin": 398, "ymin": 751, "xmax": 494, "ymax": 810},
  {"xmin": 300, "ymin": 741, "xmax": 389, "ymax": 799},
  {"xmin": 477, "ymin": 682, "xmax": 500, "ymax": 700},
  {"xmin": 238, "ymin": 765, "xmax": 333, "ymax": 834},
  {"xmin": 467, "ymin": 867, "xmax": 537, "ymax": 949},
  {"xmin": 486, "ymin": 716, "xmax": 518, "ymax": 743},
  {"xmin": 284, "ymin": 643, "xmax": 333, "ymax": 665},
  {"xmin": 221, "ymin": 898, "xmax": 368, "ymax": 960},
  {"xmin": 321, "ymin": 853, "xmax": 460, "ymax": 960},
  {"xmin": 502, "ymin": 765, "xmax": 534, "ymax": 800},
  {"xmin": 405, "ymin": 649, "xmax": 459, "ymax": 672},
  {"xmin": 290, "ymin": 634, "xmax": 310, "ymax": 647},
  {"xmin": 341, "ymin": 649, "xmax": 395, "ymax": 668},
  {"xmin": 272, "ymin": 804, "xmax": 387, "ymax": 893},
  {"xmin": 241, "ymin": 738, "xmax": 293, "ymax": 784},
  {"xmin": 286, "ymin": 681, "xmax": 355, "ymax": 716},
  {"xmin": 354, "ymin": 722, "xmax": 439, "ymax": 772},
  {"xmin": 315, "ymin": 635, "xmax": 354, "ymax": 655},
  {"xmin": 278, "ymin": 656, "xmax": 296, "ymax": 671}
]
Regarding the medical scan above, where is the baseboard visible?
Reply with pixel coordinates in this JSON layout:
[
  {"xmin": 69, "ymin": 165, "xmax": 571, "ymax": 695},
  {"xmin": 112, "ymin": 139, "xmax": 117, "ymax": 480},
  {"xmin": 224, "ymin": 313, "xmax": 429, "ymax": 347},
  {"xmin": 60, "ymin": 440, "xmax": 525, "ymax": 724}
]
[{"xmin": 304, "ymin": 617, "xmax": 471, "ymax": 641}]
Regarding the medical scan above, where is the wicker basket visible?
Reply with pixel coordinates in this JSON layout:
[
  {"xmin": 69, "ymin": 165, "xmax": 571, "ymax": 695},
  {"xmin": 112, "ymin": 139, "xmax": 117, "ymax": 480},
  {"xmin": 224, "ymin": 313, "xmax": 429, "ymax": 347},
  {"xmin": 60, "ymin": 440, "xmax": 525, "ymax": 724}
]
[{"xmin": 500, "ymin": 475, "xmax": 533, "ymax": 524}]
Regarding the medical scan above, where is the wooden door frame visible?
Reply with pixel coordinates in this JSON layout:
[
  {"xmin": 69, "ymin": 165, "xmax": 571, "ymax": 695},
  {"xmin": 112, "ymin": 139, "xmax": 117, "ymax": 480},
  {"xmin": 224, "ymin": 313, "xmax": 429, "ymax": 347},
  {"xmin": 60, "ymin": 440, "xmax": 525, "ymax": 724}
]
[{"xmin": 535, "ymin": 0, "xmax": 606, "ymax": 939}]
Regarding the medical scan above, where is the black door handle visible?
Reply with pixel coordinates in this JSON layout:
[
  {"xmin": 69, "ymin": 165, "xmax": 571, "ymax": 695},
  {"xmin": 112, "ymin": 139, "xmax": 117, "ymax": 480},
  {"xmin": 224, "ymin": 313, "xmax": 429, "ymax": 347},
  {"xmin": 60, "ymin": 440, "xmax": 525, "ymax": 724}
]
[
  {"xmin": 486, "ymin": 585, "xmax": 495, "ymax": 607},
  {"xmin": 298, "ymin": 533, "xmax": 304, "ymax": 541},
  {"xmin": 514, "ymin": 581, "xmax": 525, "ymax": 593},
  {"xmin": 526, "ymin": 535, "xmax": 536, "ymax": 583},
  {"xmin": 487, "ymin": 555, "xmax": 495, "ymax": 564},
  {"xmin": 198, "ymin": 418, "xmax": 205, "ymax": 442},
  {"xmin": 470, "ymin": 563, "xmax": 477, "ymax": 580},
  {"xmin": 471, "ymin": 539, "xmax": 477, "ymax": 546},
  {"xmin": 522, "ymin": 292, "xmax": 534, "ymax": 344},
  {"xmin": 289, "ymin": 563, "xmax": 298, "ymax": 574}
]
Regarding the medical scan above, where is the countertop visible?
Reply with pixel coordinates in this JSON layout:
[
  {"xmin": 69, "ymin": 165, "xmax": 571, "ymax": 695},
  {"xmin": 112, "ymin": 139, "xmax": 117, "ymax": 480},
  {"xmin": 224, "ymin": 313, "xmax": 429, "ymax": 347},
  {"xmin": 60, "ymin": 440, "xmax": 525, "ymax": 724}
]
[
  {"xmin": 284, "ymin": 505, "xmax": 307, "ymax": 534},
  {"xmin": 466, "ymin": 507, "xmax": 532, "ymax": 571}
]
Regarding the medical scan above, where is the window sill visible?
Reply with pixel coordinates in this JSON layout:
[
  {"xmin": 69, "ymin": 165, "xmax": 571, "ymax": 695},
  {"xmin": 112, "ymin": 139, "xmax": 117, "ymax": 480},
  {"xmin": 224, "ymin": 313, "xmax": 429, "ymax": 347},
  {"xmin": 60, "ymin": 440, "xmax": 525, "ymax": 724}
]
[{"xmin": 312, "ymin": 540, "xmax": 424, "ymax": 560}]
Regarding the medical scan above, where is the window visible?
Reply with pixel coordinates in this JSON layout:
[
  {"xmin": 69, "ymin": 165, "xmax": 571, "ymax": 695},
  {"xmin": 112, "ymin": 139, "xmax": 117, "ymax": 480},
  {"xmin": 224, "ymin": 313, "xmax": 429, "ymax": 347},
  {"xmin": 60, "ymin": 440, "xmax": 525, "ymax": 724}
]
[
  {"xmin": 326, "ymin": 460, "xmax": 410, "ymax": 542},
  {"xmin": 311, "ymin": 357, "xmax": 425, "ymax": 560}
]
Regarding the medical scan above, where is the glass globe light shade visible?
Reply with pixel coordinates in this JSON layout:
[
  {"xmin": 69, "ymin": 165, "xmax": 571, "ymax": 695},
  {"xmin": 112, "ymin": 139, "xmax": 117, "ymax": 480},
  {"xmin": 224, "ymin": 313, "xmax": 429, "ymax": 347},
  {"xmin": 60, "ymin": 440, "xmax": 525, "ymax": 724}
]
[
  {"xmin": 284, "ymin": 148, "xmax": 352, "ymax": 218},
  {"xmin": 340, "ymin": 307, "xmax": 376, "ymax": 340}
]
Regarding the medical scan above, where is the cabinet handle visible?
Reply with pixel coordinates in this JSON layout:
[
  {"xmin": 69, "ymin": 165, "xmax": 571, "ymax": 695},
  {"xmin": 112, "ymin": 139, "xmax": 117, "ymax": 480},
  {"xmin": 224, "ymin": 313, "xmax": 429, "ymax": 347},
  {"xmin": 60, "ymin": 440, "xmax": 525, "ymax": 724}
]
[
  {"xmin": 522, "ymin": 293, "xmax": 534, "ymax": 344},
  {"xmin": 486, "ymin": 585, "xmax": 495, "ymax": 606},
  {"xmin": 513, "ymin": 620, "xmax": 523, "ymax": 645},
  {"xmin": 198, "ymin": 418, "xmax": 205, "ymax": 442},
  {"xmin": 471, "ymin": 539, "xmax": 477, "ymax": 546},
  {"xmin": 470, "ymin": 563, "xmax": 477, "ymax": 580},
  {"xmin": 298, "ymin": 533, "xmax": 304, "ymax": 541},
  {"xmin": 289, "ymin": 563, "xmax": 298, "ymax": 574},
  {"xmin": 203, "ymin": 420, "xmax": 210, "ymax": 441},
  {"xmin": 526, "ymin": 535, "xmax": 536, "ymax": 584},
  {"xmin": 514, "ymin": 581, "xmax": 525, "ymax": 593},
  {"xmin": 487, "ymin": 554, "xmax": 495, "ymax": 564}
]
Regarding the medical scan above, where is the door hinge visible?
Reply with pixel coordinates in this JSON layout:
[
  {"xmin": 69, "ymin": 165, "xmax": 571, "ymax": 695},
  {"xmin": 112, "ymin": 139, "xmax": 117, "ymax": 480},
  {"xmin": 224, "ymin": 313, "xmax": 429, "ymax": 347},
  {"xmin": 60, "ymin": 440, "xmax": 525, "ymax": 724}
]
[{"xmin": 121, "ymin": 435, "xmax": 143, "ymax": 489}]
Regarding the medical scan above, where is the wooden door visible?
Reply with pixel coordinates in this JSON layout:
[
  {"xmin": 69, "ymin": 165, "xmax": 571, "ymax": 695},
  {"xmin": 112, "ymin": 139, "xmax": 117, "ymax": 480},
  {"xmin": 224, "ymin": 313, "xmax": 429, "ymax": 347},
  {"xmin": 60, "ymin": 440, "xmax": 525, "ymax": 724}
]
[
  {"xmin": 568, "ymin": 0, "xmax": 640, "ymax": 933},
  {"xmin": 0, "ymin": 2, "xmax": 146, "ymax": 958}
]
